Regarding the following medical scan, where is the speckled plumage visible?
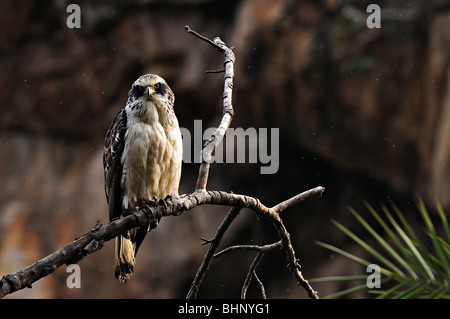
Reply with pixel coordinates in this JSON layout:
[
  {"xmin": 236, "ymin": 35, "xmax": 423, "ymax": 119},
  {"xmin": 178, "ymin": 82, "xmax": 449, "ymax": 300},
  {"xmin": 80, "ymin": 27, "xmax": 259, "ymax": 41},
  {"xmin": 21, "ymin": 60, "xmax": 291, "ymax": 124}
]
[{"xmin": 103, "ymin": 74, "xmax": 182, "ymax": 282}]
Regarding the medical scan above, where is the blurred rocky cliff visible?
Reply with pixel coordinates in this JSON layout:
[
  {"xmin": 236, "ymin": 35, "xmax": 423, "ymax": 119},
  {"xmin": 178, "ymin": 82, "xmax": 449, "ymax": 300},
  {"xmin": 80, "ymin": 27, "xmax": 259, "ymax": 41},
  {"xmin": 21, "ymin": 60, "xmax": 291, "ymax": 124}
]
[{"xmin": 0, "ymin": 0, "xmax": 449, "ymax": 298}]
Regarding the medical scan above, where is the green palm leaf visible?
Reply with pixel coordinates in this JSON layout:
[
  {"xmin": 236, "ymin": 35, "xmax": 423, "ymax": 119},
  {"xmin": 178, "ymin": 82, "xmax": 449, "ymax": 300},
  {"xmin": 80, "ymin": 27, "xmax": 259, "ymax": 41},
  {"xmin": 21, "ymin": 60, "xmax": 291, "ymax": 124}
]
[{"xmin": 312, "ymin": 200, "xmax": 450, "ymax": 299}]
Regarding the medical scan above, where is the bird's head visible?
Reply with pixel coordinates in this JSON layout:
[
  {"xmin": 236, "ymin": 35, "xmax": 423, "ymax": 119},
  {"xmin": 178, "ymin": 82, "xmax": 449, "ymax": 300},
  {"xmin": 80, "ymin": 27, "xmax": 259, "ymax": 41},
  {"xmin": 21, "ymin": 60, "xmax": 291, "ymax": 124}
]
[{"xmin": 126, "ymin": 74, "xmax": 175, "ymax": 120}]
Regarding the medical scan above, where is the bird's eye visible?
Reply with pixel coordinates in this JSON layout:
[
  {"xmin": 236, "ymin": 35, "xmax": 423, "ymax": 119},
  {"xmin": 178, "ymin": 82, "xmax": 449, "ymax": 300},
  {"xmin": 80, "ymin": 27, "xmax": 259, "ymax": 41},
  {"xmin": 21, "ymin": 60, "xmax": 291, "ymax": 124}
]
[
  {"xmin": 138, "ymin": 86, "xmax": 144, "ymax": 92},
  {"xmin": 154, "ymin": 83, "xmax": 160, "ymax": 91}
]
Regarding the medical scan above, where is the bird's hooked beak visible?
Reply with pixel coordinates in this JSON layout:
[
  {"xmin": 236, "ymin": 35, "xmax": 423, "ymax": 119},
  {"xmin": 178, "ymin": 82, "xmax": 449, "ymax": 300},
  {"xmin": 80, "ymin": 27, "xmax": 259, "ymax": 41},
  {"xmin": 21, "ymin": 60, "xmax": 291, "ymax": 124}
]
[{"xmin": 145, "ymin": 86, "xmax": 155, "ymax": 99}]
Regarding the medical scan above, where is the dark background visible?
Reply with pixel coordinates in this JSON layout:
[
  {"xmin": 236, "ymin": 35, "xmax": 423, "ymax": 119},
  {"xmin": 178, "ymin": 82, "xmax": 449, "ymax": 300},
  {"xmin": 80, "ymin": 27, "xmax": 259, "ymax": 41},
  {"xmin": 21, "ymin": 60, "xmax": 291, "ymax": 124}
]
[{"xmin": 0, "ymin": 0, "xmax": 449, "ymax": 298}]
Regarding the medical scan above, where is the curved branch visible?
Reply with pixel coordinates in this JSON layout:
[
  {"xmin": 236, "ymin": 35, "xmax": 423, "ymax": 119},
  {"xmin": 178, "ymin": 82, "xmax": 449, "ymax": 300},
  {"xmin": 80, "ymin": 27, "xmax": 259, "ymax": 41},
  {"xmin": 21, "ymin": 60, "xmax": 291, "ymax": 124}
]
[{"xmin": 0, "ymin": 186, "xmax": 324, "ymax": 298}]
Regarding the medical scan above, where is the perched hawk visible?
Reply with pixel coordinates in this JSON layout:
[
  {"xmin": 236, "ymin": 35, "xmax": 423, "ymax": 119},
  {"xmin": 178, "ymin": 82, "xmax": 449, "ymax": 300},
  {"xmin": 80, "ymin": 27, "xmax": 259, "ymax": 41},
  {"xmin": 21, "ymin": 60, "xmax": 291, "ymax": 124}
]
[{"xmin": 103, "ymin": 74, "xmax": 183, "ymax": 283}]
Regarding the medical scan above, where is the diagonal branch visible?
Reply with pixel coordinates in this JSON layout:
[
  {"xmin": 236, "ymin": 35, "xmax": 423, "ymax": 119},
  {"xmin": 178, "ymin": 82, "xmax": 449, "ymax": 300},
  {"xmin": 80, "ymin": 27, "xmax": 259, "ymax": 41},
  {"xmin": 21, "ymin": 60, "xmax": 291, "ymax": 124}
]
[
  {"xmin": 272, "ymin": 187, "xmax": 326, "ymax": 214},
  {"xmin": 242, "ymin": 251, "xmax": 266, "ymax": 299},
  {"xmin": 184, "ymin": 25, "xmax": 225, "ymax": 53},
  {"xmin": 252, "ymin": 271, "xmax": 267, "ymax": 299},
  {"xmin": 186, "ymin": 207, "xmax": 241, "ymax": 299}
]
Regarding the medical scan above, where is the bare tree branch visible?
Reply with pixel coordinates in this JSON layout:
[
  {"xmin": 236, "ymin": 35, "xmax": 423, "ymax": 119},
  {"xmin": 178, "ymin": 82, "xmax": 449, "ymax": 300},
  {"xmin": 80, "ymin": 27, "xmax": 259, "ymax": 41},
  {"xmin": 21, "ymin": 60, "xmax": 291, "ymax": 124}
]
[
  {"xmin": 0, "ymin": 186, "xmax": 324, "ymax": 298},
  {"xmin": 253, "ymin": 271, "xmax": 267, "ymax": 299},
  {"xmin": 241, "ymin": 252, "xmax": 266, "ymax": 299},
  {"xmin": 272, "ymin": 187, "xmax": 326, "ymax": 214},
  {"xmin": 184, "ymin": 25, "xmax": 225, "ymax": 53},
  {"xmin": 184, "ymin": 25, "xmax": 235, "ymax": 191},
  {"xmin": 0, "ymin": 26, "xmax": 324, "ymax": 299},
  {"xmin": 213, "ymin": 241, "xmax": 282, "ymax": 299},
  {"xmin": 214, "ymin": 241, "xmax": 282, "ymax": 258}
]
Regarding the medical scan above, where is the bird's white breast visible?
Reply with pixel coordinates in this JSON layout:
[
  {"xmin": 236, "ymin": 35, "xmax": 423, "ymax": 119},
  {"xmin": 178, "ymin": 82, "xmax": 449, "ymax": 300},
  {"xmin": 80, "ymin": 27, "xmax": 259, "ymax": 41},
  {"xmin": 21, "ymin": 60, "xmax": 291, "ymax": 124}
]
[{"xmin": 121, "ymin": 107, "xmax": 182, "ymax": 212}]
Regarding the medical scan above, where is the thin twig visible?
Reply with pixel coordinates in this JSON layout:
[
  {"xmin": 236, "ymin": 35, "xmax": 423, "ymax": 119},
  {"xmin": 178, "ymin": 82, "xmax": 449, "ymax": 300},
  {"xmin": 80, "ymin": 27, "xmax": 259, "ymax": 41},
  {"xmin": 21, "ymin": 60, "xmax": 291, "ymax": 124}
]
[
  {"xmin": 253, "ymin": 272, "xmax": 267, "ymax": 299},
  {"xmin": 214, "ymin": 240, "xmax": 282, "ymax": 258},
  {"xmin": 206, "ymin": 69, "xmax": 225, "ymax": 74},
  {"xmin": 212, "ymin": 241, "xmax": 281, "ymax": 299},
  {"xmin": 241, "ymin": 251, "xmax": 265, "ymax": 299},
  {"xmin": 184, "ymin": 25, "xmax": 224, "ymax": 52}
]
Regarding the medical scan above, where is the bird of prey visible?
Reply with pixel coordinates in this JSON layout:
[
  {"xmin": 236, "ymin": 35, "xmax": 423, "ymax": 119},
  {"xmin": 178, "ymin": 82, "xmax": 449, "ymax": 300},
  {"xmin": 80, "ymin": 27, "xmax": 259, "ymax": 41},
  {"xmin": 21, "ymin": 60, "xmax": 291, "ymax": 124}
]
[{"xmin": 103, "ymin": 74, "xmax": 183, "ymax": 283}]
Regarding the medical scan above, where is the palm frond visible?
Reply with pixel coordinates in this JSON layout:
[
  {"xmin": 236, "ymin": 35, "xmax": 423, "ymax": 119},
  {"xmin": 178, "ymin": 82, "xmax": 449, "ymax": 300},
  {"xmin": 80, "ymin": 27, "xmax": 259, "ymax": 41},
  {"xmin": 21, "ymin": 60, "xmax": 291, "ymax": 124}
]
[{"xmin": 312, "ymin": 200, "xmax": 450, "ymax": 299}]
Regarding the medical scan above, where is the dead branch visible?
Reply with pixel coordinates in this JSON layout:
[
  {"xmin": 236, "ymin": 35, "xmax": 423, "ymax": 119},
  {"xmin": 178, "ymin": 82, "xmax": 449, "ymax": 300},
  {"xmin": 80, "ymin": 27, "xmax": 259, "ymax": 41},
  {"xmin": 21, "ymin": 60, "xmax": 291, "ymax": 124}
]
[
  {"xmin": 214, "ymin": 241, "xmax": 282, "ymax": 299},
  {"xmin": 214, "ymin": 241, "xmax": 282, "ymax": 258},
  {"xmin": 186, "ymin": 206, "xmax": 241, "ymax": 299},
  {"xmin": 0, "ymin": 26, "xmax": 324, "ymax": 299},
  {"xmin": 0, "ymin": 187, "xmax": 324, "ymax": 298},
  {"xmin": 184, "ymin": 25, "xmax": 235, "ymax": 191}
]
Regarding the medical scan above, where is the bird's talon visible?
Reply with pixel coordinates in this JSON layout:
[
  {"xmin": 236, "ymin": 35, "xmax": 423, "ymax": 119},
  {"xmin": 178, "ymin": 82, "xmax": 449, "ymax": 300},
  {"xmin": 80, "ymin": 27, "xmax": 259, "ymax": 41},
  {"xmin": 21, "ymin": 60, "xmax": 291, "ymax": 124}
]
[
  {"xmin": 158, "ymin": 199, "xmax": 168, "ymax": 208},
  {"xmin": 137, "ymin": 199, "xmax": 157, "ymax": 211}
]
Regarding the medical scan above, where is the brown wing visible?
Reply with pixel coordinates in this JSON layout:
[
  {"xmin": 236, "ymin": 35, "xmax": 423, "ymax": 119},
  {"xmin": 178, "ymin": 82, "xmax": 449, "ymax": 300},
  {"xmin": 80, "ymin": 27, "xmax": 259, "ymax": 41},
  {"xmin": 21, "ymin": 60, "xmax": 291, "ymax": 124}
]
[{"xmin": 103, "ymin": 109, "xmax": 127, "ymax": 222}]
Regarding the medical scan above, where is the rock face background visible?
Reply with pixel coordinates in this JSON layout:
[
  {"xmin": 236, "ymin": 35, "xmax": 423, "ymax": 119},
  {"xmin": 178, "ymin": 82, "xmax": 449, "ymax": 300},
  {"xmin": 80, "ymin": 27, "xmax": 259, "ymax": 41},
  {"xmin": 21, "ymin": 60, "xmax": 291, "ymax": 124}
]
[{"xmin": 0, "ymin": 0, "xmax": 449, "ymax": 298}]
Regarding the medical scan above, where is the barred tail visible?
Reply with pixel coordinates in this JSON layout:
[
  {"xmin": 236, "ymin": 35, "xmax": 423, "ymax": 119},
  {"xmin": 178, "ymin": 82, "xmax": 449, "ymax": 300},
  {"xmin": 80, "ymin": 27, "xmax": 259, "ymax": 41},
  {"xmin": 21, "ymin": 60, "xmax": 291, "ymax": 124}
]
[{"xmin": 114, "ymin": 235, "xmax": 135, "ymax": 283}]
